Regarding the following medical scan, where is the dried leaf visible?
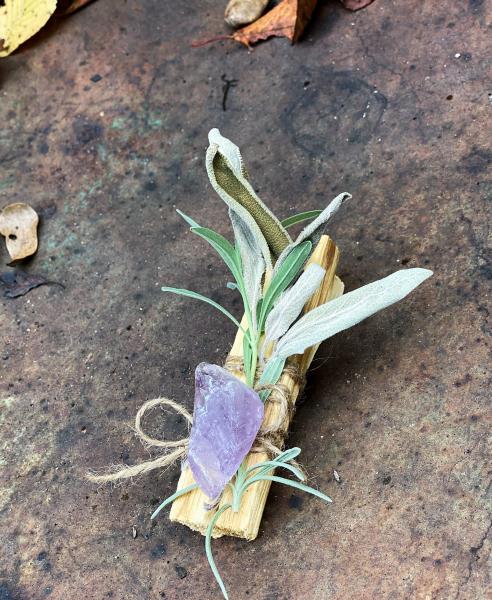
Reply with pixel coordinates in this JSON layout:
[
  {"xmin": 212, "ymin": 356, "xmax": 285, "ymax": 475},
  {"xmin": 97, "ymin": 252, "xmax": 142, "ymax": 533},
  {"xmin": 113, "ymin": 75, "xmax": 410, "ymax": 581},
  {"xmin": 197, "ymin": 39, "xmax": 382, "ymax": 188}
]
[
  {"xmin": 340, "ymin": 0, "xmax": 376, "ymax": 11},
  {"xmin": 232, "ymin": 0, "xmax": 318, "ymax": 47},
  {"xmin": 0, "ymin": 0, "xmax": 57, "ymax": 57},
  {"xmin": 0, "ymin": 203, "xmax": 39, "ymax": 261},
  {"xmin": 225, "ymin": 0, "xmax": 270, "ymax": 27},
  {"xmin": 56, "ymin": 0, "xmax": 98, "ymax": 16},
  {"xmin": 0, "ymin": 270, "xmax": 50, "ymax": 298}
]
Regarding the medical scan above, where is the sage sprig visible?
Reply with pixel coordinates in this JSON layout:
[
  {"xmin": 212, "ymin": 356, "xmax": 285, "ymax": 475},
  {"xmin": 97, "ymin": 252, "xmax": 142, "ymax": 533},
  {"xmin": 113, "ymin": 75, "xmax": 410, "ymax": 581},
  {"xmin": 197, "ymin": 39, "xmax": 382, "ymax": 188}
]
[{"xmin": 155, "ymin": 129, "xmax": 432, "ymax": 600}]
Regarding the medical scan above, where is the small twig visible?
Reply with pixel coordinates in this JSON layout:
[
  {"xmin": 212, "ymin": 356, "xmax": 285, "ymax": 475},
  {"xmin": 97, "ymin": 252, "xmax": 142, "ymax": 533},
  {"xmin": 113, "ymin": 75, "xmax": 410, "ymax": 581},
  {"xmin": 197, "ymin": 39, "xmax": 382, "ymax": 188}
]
[{"xmin": 221, "ymin": 74, "xmax": 238, "ymax": 111}]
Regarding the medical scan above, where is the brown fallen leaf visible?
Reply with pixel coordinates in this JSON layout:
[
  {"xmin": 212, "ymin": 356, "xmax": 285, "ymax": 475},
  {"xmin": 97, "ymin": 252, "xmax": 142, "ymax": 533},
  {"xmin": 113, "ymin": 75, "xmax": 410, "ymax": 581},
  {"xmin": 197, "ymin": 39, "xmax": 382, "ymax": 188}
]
[
  {"xmin": 0, "ymin": 203, "xmax": 39, "ymax": 261},
  {"xmin": 232, "ymin": 0, "xmax": 318, "ymax": 47},
  {"xmin": 56, "ymin": 0, "xmax": 98, "ymax": 16},
  {"xmin": 340, "ymin": 0, "xmax": 376, "ymax": 11},
  {"xmin": 193, "ymin": 0, "xmax": 318, "ymax": 48},
  {"xmin": 0, "ymin": 270, "xmax": 60, "ymax": 298}
]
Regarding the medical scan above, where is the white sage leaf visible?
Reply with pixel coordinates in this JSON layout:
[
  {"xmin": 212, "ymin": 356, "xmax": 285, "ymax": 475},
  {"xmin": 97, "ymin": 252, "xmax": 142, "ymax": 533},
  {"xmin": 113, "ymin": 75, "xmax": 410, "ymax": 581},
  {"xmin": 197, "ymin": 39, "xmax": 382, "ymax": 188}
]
[
  {"xmin": 264, "ymin": 263, "xmax": 326, "ymax": 345},
  {"xmin": 208, "ymin": 127, "xmax": 246, "ymax": 178},
  {"xmin": 230, "ymin": 210, "xmax": 265, "ymax": 332},
  {"xmin": 206, "ymin": 128, "xmax": 291, "ymax": 262},
  {"xmin": 274, "ymin": 192, "xmax": 350, "ymax": 273},
  {"xmin": 274, "ymin": 268, "xmax": 433, "ymax": 359}
]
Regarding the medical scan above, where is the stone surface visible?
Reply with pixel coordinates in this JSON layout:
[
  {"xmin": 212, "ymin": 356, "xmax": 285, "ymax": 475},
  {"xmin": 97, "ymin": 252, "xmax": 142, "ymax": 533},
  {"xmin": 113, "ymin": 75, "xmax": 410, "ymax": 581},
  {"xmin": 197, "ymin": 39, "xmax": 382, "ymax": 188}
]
[
  {"xmin": 0, "ymin": 1, "xmax": 490, "ymax": 599},
  {"xmin": 188, "ymin": 363, "xmax": 264, "ymax": 500}
]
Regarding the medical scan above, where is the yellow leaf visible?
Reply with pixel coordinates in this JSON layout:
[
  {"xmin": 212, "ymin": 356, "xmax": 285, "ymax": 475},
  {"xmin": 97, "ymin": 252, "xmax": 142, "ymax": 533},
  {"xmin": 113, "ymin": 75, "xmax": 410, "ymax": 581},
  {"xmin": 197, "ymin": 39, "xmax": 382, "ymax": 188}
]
[{"xmin": 0, "ymin": 0, "xmax": 57, "ymax": 57}]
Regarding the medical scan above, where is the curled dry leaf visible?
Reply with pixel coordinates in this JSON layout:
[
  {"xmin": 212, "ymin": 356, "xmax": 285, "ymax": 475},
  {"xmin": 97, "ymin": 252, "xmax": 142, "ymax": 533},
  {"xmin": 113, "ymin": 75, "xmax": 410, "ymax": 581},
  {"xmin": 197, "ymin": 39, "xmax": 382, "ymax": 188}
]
[
  {"xmin": 56, "ymin": 0, "xmax": 98, "ymax": 16},
  {"xmin": 225, "ymin": 0, "xmax": 270, "ymax": 28},
  {"xmin": 0, "ymin": 203, "xmax": 39, "ymax": 261},
  {"xmin": 340, "ymin": 0, "xmax": 376, "ymax": 10},
  {"xmin": 0, "ymin": 270, "xmax": 49, "ymax": 298},
  {"xmin": 0, "ymin": 0, "xmax": 57, "ymax": 57},
  {"xmin": 232, "ymin": 0, "xmax": 318, "ymax": 47}
]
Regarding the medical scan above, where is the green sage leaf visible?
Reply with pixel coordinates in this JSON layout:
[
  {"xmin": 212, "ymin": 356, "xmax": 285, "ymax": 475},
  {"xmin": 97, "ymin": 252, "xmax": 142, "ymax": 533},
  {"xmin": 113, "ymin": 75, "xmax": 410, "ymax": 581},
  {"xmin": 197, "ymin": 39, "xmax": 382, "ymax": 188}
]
[
  {"xmin": 257, "ymin": 355, "xmax": 286, "ymax": 402},
  {"xmin": 190, "ymin": 226, "xmax": 243, "ymax": 285},
  {"xmin": 281, "ymin": 210, "xmax": 322, "ymax": 229},
  {"xmin": 161, "ymin": 287, "xmax": 250, "ymax": 340},
  {"xmin": 258, "ymin": 240, "xmax": 312, "ymax": 332},
  {"xmin": 176, "ymin": 208, "xmax": 201, "ymax": 228},
  {"xmin": 245, "ymin": 460, "xmax": 305, "ymax": 481},
  {"xmin": 205, "ymin": 503, "xmax": 232, "ymax": 600},
  {"xmin": 245, "ymin": 475, "xmax": 332, "ymax": 503},
  {"xmin": 151, "ymin": 483, "xmax": 199, "ymax": 520}
]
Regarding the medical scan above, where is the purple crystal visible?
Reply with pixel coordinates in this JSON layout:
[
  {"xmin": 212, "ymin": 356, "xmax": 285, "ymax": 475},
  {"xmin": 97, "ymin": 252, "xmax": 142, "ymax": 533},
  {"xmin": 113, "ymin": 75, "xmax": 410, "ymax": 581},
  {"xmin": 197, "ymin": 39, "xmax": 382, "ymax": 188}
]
[{"xmin": 188, "ymin": 362, "xmax": 264, "ymax": 500}]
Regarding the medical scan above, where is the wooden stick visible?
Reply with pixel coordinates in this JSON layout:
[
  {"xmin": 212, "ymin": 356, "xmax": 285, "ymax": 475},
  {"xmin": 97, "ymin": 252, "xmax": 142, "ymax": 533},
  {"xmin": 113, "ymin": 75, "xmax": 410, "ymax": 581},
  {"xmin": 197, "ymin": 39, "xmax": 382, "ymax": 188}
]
[{"xmin": 169, "ymin": 235, "xmax": 343, "ymax": 540}]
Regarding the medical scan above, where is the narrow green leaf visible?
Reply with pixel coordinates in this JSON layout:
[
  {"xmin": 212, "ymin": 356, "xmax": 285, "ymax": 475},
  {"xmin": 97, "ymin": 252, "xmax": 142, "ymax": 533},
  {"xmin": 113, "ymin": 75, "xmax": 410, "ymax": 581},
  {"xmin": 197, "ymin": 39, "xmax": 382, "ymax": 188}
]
[
  {"xmin": 242, "ymin": 334, "xmax": 253, "ymax": 386},
  {"xmin": 247, "ymin": 475, "xmax": 332, "ymax": 503},
  {"xmin": 273, "ymin": 447, "xmax": 302, "ymax": 463},
  {"xmin": 257, "ymin": 356, "xmax": 285, "ymax": 402},
  {"xmin": 191, "ymin": 226, "xmax": 243, "ymax": 284},
  {"xmin": 161, "ymin": 287, "xmax": 249, "ymax": 339},
  {"xmin": 281, "ymin": 210, "xmax": 322, "ymax": 229},
  {"xmin": 245, "ymin": 448, "xmax": 301, "ymax": 475},
  {"xmin": 245, "ymin": 460, "xmax": 305, "ymax": 481},
  {"xmin": 176, "ymin": 208, "xmax": 201, "ymax": 228},
  {"xmin": 205, "ymin": 503, "xmax": 232, "ymax": 600},
  {"xmin": 151, "ymin": 483, "xmax": 199, "ymax": 520},
  {"xmin": 258, "ymin": 240, "xmax": 312, "ymax": 332}
]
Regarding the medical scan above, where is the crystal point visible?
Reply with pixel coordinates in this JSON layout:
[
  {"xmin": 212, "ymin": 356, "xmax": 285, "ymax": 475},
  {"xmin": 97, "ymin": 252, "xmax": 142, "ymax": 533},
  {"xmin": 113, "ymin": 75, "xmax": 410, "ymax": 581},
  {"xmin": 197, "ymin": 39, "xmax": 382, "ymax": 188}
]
[{"xmin": 188, "ymin": 362, "xmax": 264, "ymax": 500}]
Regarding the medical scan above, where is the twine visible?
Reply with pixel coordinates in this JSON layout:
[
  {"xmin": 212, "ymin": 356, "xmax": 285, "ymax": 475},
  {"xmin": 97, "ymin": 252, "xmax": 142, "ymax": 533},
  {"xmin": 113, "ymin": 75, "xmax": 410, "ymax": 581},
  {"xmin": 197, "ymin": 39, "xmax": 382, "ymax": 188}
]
[{"xmin": 87, "ymin": 357, "xmax": 305, "ymax": 484}]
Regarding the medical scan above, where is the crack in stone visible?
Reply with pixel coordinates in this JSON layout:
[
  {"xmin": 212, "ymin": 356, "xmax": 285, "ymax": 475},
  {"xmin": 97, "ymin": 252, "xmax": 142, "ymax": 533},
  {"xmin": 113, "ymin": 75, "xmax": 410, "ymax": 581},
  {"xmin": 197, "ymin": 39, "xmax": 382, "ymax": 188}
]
[{"xmin": 454, "ymin": 517, "xmax": 492, "ymax": 599}]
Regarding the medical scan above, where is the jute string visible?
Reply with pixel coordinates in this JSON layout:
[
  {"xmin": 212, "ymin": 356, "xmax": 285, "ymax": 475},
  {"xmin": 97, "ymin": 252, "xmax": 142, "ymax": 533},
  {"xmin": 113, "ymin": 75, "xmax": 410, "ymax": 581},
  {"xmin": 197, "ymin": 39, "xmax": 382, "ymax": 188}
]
[{"xmin": 87, "ymin": 357, "xmax": 305, "ymax": 484}]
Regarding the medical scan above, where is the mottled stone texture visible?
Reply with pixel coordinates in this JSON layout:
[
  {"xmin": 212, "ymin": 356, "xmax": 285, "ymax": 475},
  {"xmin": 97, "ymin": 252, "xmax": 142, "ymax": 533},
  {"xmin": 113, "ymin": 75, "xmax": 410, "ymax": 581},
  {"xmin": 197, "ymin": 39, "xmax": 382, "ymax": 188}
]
[{"xmin": 0, "ymin": 1, "xmax": 490, "ymax": 599}]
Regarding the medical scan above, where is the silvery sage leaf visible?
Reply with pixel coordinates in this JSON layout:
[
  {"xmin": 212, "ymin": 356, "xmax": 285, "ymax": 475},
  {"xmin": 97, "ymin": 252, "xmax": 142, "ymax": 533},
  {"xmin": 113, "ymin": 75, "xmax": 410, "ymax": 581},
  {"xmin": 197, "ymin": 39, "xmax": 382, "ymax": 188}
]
[
  {"xmin": 274, "ymin": 192, "xmax": 350, "ymax": 273},
  {"xmin": 274, "ymin": 268, "xmax": 433, "ymax": 359},
  {"xmin": 258, "ymin": 241, "xmax": 313, "ymax": 333},
  {"xmin": 206, "ymin": 128, "xmax": 291, "ymax": 261},
  {"xmin": 229, "ymin": 210, "xmax": 265, "ymax": 333},
  {"xmin": 264, "ymin": 263, "xmax": 326, "ymax": 346}
]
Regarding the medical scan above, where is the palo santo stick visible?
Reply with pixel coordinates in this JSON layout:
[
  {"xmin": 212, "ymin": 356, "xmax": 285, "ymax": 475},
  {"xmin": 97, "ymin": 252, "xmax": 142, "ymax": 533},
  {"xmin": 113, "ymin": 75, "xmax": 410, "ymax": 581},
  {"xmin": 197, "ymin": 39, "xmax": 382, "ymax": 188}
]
[{"xmin": 169, "ymin": 235, "xmax": 344, "ymax": 539}]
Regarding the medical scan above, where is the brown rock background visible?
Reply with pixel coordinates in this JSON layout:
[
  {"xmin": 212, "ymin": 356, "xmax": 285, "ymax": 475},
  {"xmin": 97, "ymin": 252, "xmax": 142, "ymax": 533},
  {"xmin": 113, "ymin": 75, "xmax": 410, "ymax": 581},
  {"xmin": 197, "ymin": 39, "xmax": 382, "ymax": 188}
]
[{"xmin": 0, "ymin": 1, "xmax": 490, "ymax": 598}]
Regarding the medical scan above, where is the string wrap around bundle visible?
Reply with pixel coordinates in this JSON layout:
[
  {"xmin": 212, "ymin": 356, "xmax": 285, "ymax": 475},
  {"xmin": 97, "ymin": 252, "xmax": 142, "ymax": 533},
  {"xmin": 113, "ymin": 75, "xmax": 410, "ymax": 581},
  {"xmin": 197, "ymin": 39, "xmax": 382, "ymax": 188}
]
[{"xmin": 87, "ymin": 356, "xmax": 305, "ymax": 485}]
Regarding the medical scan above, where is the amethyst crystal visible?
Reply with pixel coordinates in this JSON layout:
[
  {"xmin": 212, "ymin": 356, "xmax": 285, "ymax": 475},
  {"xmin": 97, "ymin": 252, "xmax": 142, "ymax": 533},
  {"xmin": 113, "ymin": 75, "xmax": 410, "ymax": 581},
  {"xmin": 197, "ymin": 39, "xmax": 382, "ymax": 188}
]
[{"xmin": 188, "ymin": 362, "xmax": 264, "ymax": 500}]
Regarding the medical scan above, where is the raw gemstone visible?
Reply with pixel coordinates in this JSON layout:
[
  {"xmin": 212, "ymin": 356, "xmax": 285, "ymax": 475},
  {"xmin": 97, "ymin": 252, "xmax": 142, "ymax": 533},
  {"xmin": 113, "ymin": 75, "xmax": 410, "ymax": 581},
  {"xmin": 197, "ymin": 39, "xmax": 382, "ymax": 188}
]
[{"xmin": 188, "ymin": 362, "xmax": 264, "ymax": 500}]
